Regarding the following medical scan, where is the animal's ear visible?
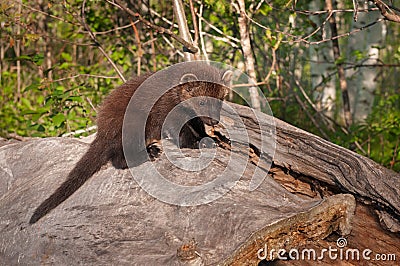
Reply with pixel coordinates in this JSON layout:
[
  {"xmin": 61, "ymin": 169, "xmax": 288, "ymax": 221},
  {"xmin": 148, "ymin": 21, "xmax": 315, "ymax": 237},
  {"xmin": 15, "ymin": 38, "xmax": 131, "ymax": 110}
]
[
  {"xmin": 180, "ymin": 73, "xmax": 198, "ymax": 84},
  {"xmin": 222, "ymin": 86, "xmax": 229, "ymax": 98},
  {"xmin": 180, "ymin": 73, "xmax": 198, "ymax": 92},
  {"xmin": 221, "ymin": 70, "xmax": 233, "ymax": 83}
]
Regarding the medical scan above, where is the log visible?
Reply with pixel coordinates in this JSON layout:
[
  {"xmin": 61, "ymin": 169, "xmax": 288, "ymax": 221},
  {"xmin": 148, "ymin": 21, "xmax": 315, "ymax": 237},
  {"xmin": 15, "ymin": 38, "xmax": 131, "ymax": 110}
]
[
  {"xmin": 217, "ymin": 103, "xmax": 400, "ymax": 232},
  {"xmin": 0, "ymin": 102, "xmax": 398, "ymax": 264}
]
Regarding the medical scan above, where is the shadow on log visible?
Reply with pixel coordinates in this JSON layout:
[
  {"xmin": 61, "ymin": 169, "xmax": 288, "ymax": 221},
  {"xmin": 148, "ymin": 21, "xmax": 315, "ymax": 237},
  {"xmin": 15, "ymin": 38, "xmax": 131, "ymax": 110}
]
[{"xmin": 0, "ymin": 103, "xmax": 398, "ymax": 265}]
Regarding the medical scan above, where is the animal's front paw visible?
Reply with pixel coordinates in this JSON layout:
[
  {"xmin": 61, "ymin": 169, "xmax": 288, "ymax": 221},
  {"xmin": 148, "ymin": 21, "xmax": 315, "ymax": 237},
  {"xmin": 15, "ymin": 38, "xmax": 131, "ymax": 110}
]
[
  {"xmin": 147, "ymin": 141, "xmax": 162, "ymax": 160},
  {"xmin": 198, "ymin": 137, "xmax": 217, "ymax": 149}
]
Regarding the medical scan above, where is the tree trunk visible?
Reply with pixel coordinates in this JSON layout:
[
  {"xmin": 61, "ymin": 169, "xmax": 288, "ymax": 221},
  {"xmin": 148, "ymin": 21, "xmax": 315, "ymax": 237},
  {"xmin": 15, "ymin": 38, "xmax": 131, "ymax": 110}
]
[
  {"xmin": 326, "ymin": 0, "xmax": 353, "ymax": 127},
  {"xmin": 172, "ymin": 0, "xmax": 194, "ymax": 61},
  {"xmin": 346, "ymin": 1, "xmax": 384, "ymax": 122},
  {"xmin": 234, "ymin": 0, "xmax": 261, "ymax": 111},
  {"xmin": 309, "ymin": 0, "xmax": 336, "ymax": 119}
]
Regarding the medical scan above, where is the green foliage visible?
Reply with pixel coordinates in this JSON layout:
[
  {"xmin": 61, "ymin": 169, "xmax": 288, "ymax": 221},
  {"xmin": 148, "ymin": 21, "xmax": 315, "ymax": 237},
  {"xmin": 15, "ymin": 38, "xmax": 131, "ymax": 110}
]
[
  {"xmin": 1, "ymin": 0, "xmax": 399, "ymax": 172},
  {"xmin": 357, "ymin": 93, "xmax": 400, "ymax": 171}
]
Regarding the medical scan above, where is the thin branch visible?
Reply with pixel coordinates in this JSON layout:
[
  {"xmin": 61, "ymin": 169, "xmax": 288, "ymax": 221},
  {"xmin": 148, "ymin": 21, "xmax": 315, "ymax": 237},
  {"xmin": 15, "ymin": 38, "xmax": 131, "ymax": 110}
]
[
  {"xmin": 51, "ymin": 73, "xmax": 120, "ymax": 83},
  {"xmin": 81, "ymin": 0, "xmax": 126, "ymax": 82},
  {"xmin": 91, "ymin": 23, "xmax": 137, "ymax": 35},
  {"xmin": 21, "ymin": 3, "xmax": 80, "ymax": 26},
  {"xmin": 172, "ymin": 0, "xmax": 195, "ymax": 61},
  {"xmin": 15, "ymin": 0, "xmax": 22, "ymax": 103},
  {"xmin": 148, "ymin": 4, "xmax": 240, "ymax": 47},
  {"xmin": 263, "ymin": 46, "xmax": 276, "ymax": 83},
  {"xmin": 247, "ymin": 9, "xmax": 384, "ymax": 45},
  {"xmin": 162, "ymin": 35, "xmax": 185, "ymax": 58},
  {"xmin": 62, "ymin": 126, "xmax": 97, "ymax": 137},
  {"xmin": 197, "ymin": 15, "xmax": 241, "ymax": 44},
  {"xmin": 352, "ymin": 0, "xmax": 359, "ymax": 21},
  {"xmin": 202, "ymin": 32, "xmax": 239, "ymax": 48},
  {"xmin": 293, "ymin": 8, "xmax": 379, "ymax": 15},
  {"xmin": 189, "ymin": 0, "xmax": 199, "ymax": 50},
  {"xmin": 300, "ymin": 11, "xmax": 333, "ymax": 42},
  {"xmin": 130, "ymin": 18, "xmax": 142, "ymax": 76},
  {"xmin": 308, "ymin": 18, "xmax": 384, "ymax": 45},
  {"xmin": 110, "ymin": 0, "xmax": 198, "ymax": 54},
  {"xmin": 11, "ymin": 17, "xmax": 97, "ymax": 47},
  {"xmin": 198, "ymin": 4, "xmax": 209, "ymax": 61},
  {"xmin": 293, "ymin": 93, "xmax": 330, "ymax": 140},
  {"xmin": 374, "ymin": 0, "xmax": 400, "ymax": 23},
  {"xmin": 86, "ymin": 96, "xmax": 97, "ymax": 113}
]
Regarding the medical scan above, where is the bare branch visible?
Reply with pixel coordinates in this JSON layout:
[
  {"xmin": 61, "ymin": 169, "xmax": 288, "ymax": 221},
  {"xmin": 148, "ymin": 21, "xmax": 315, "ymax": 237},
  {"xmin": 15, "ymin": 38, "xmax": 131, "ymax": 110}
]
[
  {"xmin": 293, "ymin": 93, "xmax": 330, "ymax": 140},
  {"xmin": 81, "ymin": 0, "xmax": 126, "ymax": 82},
  {"xmin": 189, "ymin": 0, "xmax": 199, "ymax": 50},
  {"xmin": 247, "ymin": 10, "xmax": 384, "ymax": 45},
  {"xmin": 148, "ymin": 5, "xmax": 240, "ymax": 48},
  {"xmin": 198, "ymin": 4, "xmax": 209, "ymax": 61},
  {"xmin": 352, "ymin": 0, "xmax": 359, "ymax": 21},
  {"xmin": 172, "ymin": 0, "xmax": 195, "ymax": 61},
  {"xmin": 130, "ymin": 18, "xmax": 143, "ymax": 75},
  {"xmin": 52, "ymin": 74, "xmax": 120, "ymax": 83},
  {"xmin": 110, "ymin": 0, "xmax": 198, "ymax": 54},
  {"xmin": 374, "ymin": 0, "xmax": 400, "ymax": 23},
  {"xmin": 91, "ymin": 23, "xmax": 137, "ymax": 35},
  {"xmin": 162, "ymin": 36, "xmax": 185, "ymax": 58},
  {"xmin": 21, "ymin": 3, "xmax": 80, "ymax": 26},
  {"xmin": 197, "ymin": 15, "xmax": 240, "ymax": 44},
  {"xmin": 62, "ymin": 126, "xmax": 97, "ymax": 137}
]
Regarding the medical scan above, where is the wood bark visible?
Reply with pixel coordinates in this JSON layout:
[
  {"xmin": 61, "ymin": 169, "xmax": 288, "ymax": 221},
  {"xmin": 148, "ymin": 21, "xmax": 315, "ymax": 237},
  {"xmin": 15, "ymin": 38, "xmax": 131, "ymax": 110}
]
[
  {"xmin": 234, "ymin": 0, "xmax": 261, "ymax": 111},
  {"xmin": 218, "ymin": 102, "xmax": 400, "ymax": 231},
  {"xmin": 172, "ymin": 0, "xmax": 195, "ymax": 61},
  {"xmin": 0, "ymin": 103, "xmax": 398, "ymax": 264},
  {"xmin": 326, "ymin": 0, "xmax": 352, "ymax": 127},
  {"xmin": 346, "ymin": 2, "xmax": 383, "ymax": 122},
  {"xmin": 309, "ymin": 0, "xmax": 336, "ymax": 120}
]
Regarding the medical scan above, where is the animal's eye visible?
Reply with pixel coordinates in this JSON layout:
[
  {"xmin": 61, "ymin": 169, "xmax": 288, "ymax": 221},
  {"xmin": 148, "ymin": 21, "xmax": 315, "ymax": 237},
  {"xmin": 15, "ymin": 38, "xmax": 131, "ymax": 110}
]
[{"xmin": 199, "ymin": 101, "xmax": 205, "ymax": 106}]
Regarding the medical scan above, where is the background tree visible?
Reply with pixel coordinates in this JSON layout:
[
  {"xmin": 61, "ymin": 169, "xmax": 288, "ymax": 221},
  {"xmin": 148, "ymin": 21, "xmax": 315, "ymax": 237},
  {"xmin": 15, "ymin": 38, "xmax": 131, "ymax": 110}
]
[{"xmin": 1, "ymin": 0, "xmax": 399, "ymax": 171}]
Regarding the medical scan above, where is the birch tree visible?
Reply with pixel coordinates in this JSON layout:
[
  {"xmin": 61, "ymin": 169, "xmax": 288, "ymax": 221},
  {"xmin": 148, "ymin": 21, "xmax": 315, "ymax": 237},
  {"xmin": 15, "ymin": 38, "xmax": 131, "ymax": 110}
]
[
  {"xmin": 309, "ymin": 0, "xmax": 336, "ymax": 120},
  {"xmin": 233, "ymin": 0, "xmax": 261, "ymax": 111},
  {"xmin": 346, "ymin": 1, "xmax": 386, "ymax": 122}
]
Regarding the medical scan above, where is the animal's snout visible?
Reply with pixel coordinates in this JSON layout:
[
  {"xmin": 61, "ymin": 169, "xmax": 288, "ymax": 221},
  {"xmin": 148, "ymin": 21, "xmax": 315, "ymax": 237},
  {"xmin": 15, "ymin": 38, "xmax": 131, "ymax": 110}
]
[{"xmin": 201, "ymin": 117, "xmax": 219, "ymax": 126}]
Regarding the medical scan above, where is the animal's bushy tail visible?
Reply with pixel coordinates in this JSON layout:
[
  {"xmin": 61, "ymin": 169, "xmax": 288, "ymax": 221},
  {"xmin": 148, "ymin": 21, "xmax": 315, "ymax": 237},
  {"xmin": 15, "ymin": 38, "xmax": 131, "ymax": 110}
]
[{"xmin": 29, "ymin": 139, "xmax": 108, "ymax": 224}]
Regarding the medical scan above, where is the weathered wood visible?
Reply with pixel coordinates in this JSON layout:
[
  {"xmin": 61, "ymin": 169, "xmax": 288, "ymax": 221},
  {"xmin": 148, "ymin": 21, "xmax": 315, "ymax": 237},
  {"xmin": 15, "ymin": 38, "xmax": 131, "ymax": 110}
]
[
  {"xmin": 0, "ymin": 102, "xmax": 398, "ymax": 264},
  {"xmin": 1, "ymin": 139, "xmax": 353, "ymax": 265},
  {"xmin": 256, "ymin": 167, "xmax": 400, "ymax": 265},
  {"xmin": 218, "ymin": 103, "xmax": 400, "ymax": 232}
]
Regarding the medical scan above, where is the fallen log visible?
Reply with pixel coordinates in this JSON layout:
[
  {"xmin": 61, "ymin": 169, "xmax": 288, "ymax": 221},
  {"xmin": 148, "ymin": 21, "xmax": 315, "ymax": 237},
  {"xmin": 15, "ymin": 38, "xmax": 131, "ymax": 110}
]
[
  {"xmin": 0, "ymin": 102, "xmax": 398, "ymax": 265},
  {"xmin": 218, "ymin": 103, "xmax": 400, "ymax": 232}
]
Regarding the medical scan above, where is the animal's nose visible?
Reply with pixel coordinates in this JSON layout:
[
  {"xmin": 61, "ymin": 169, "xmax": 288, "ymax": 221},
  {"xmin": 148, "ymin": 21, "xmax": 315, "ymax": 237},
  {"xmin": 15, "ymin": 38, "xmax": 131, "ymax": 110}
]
[
  {"xmin": 200, "ymin": 116, "xmax": 219, "ymax": 126},
  {"xmin": 209, "ymin": 118, "xmax": 219, "ymax": 126}
]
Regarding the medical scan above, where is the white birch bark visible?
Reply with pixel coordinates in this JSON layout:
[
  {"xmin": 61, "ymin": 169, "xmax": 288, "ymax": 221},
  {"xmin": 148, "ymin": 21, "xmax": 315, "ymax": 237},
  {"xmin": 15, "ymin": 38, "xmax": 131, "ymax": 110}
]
[
  {"xmin": 309, "ymin": 0, "xmax": 336, "ymax": 119},
  {"xmin": 234, "ymin": 0, "xmax": 261, "ymax": 111},
  {"xmin": 346, "ymin": 1, "xmax": 385, "ymax": 122}
]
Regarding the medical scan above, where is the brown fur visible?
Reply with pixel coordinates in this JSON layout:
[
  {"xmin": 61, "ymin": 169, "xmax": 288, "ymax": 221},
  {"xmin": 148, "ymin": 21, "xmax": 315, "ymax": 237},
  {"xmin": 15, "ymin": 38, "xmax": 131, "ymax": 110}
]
[{"xmin": 29, "ymin": 67, "xmax": 231, "ymax": 224}]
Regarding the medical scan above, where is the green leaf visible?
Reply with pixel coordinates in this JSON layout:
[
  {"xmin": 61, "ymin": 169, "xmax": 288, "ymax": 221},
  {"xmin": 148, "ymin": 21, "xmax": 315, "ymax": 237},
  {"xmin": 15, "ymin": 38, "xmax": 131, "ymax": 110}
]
[
  {"xmin": 66, "ymin": 96, "xmax": 83, "ymax": 102},
  {"xmin": 52, "ymin": 113, "xmax": 65, "ymax": 127},
  {"xmin": 61, "ymin": 52, "xmax": 72, "ymax": 62},
  {"xmin": 23, "ymin": 82, "xmax": 40, "ymax": 92},
  {"xmin": 20, "ymin": 98, "xmax": 32, "ymax": 109},
  {"xmin": 32, "ymin": 54, "xmax": 44, "ymax": 66}
]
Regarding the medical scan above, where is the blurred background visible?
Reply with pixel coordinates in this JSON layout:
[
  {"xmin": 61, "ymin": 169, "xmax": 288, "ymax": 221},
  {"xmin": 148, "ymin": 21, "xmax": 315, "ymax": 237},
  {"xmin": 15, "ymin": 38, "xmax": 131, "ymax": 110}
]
[{"xmin": 0, "ymin": 0, "xmax": 399, "ymax": 171}]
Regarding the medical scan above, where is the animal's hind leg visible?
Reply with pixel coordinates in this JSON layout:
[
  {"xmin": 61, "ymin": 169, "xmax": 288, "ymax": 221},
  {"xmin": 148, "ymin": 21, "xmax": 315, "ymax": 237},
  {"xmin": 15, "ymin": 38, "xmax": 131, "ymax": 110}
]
[{"xmin": 111, "ymin": 149, "xmax": 128, "ymax": 169}]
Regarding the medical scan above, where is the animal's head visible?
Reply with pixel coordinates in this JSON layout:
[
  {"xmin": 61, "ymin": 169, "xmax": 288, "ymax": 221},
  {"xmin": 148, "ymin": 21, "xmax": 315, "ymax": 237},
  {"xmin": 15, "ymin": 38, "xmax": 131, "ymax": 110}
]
[{"xmin": 178, "ymin": 70, "xmax": 232, "ymax": 126}]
